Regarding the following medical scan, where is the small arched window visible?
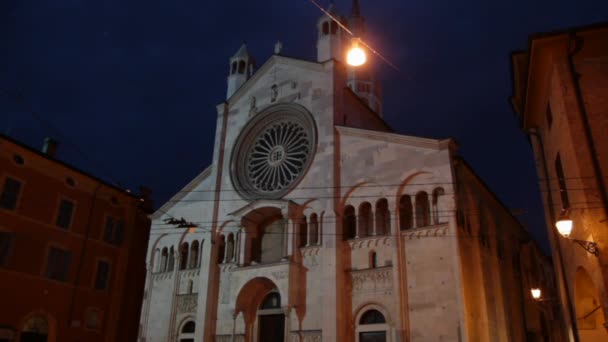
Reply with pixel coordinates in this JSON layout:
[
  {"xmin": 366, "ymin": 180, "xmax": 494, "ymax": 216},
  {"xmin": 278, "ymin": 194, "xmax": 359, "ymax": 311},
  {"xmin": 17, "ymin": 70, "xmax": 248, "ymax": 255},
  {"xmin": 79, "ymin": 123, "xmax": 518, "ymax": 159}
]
[
  {"xmin": 399, "ymin": 195, "xmax": 413, "ymax": 230},
  {"xmin": 180, "ymin": 242, "xmax": 189, "ymax": 270},
  {"xmin": 300, "ymin": 216, "xmax": 308, "ymax": 247},
  {"xmin": 309, "ymin": 213, "xmax": 319, "ymax": 245},
  {"xmin": 260, "ymin": 292, "xmax": 281, "ymax": 309},
  {"xmin": 360, "ymin": 309, "xmax": 386, "ymax": 325},
  {"xmin": 238, "ymin": 60, "xmax": 246, "ymax": 74},
  {"xmin": 370, "ymin": 251, "xmax": 378, "ymax": 269},
  {"xmin": 322, "ymin": 21, "xmax": 329, "ymax": 35},
  {"xmin": 415, "ymin": 192, "xmax": 430, "ymax": 227},
  {"xmin": 161, "ymin": 247, "xmax": 168, "ymax": 272},
  {"xmin": 168, "ymin": 246, "xmax": 175, "ymax": 271},
  {"xmin": 375, "ymin": 199, "xmax": 389, "ymax": 235},
  {"xmin": 226, "ymin": 234, "xmax": 235, "ymax": 263},
  {"xmin": 358, "ymin": 202, "xmax": 373, "ymax": 237},
  {"xmin": 343, "ymin": 205, "xmax": 356, "ymax": 240},
  {"xmin": 432, "ymin": 187, "xmax": 445, "ymax": 224},
  {"xmin": 330, "ymin": 21, "xmax": 338, "ymax": 34},
  {"xmin": 187, "ymin": 280, "xmax": 193, "ymax": 294},
  {"xmin": 154, "ymin": 248, "xmax": 161, "ymax": 272},
  {"xmin": 182, "ymin": 321, "xmax": 195, "ymax": 333},
  {"xmin": 189, "ymin": 241, "xmax": 199, "ymax": 268},
  {"xmin": 217, "ymin": 235, "xmax": 226, "ymax": 264},
  {"xmin": 231, "ymin": 61, "xmax": 237, "ymax": 74}
]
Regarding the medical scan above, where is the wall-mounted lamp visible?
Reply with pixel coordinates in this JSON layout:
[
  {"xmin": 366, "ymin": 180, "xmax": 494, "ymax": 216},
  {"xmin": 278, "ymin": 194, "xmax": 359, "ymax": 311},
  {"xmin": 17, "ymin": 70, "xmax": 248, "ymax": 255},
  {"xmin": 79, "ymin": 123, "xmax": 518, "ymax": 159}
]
[{"xmin": 555, "ymin": 210, "xmax": 599, "ymax": 256}]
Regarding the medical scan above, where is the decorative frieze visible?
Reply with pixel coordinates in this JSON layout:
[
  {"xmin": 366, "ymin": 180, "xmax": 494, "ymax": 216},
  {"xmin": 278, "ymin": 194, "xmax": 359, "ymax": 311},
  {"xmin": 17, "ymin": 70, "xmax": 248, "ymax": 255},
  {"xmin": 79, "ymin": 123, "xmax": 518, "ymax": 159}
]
[
  {"xmin": 176, "ymin": 294, "xmax": 197, "ymax": 313},
  {"xmin": 151, "ymin": 272, "xmax": 173, "ymax": 281},
  {"xmin": 350, "ymin": 267, "xmax": 393, "ymax": 295},
  {"xmin": 348, "ymin": 236, "xmax": 393, "ymax": 250},
  {"xmin": 401, "ymin": 224, "xmax": 449, "ymax": 240},
  {"xmin": 291, "ymin": 330, "xmax": 322, "ymax": 342}
]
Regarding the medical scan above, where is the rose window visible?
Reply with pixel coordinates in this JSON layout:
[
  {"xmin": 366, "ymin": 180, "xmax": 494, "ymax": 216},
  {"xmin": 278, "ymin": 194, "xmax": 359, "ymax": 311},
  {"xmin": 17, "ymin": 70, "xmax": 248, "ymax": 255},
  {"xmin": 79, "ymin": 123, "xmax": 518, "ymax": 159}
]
[{"xmin": 231, "ymin": 104, "xmax": 316, "ymax": 200}]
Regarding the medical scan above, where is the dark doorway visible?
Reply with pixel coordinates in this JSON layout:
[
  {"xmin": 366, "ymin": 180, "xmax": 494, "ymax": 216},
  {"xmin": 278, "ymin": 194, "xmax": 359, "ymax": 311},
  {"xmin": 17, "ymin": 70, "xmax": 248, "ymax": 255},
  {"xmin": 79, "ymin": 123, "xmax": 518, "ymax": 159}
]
[
  {"xmin": 259, "ymin": 314, "xmax": 284, "ymax": 342},
  {"xmin": 359, "ymin": 331, "xmax": 387, "ymax": 342},
  {"xmin": 20, "ymin": 332, "xmax": 48, "ymax": 342}
]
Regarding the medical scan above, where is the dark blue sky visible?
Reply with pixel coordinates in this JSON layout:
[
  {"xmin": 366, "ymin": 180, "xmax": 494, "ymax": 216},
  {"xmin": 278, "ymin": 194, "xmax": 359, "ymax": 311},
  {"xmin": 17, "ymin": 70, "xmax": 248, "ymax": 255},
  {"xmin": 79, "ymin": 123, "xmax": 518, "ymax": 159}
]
[{"xmin": 2, "ymin": 0, "xmax": 607, "ymax": 249}]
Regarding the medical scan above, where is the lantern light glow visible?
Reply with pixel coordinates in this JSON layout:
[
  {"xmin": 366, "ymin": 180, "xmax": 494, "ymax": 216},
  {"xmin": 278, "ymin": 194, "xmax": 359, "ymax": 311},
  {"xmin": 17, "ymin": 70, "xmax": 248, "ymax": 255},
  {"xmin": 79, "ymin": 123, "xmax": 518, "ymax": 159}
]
[
  {"xmin": 347, "ymin": 38, "xmax": 367, "ymax": 67},
  {"xmin": 555, "ymin": 211, "xmax": 573, "ymax": 238},
  {"xmin": 531, "ymin": 288, "xmax": 542, "ymax": 300}
]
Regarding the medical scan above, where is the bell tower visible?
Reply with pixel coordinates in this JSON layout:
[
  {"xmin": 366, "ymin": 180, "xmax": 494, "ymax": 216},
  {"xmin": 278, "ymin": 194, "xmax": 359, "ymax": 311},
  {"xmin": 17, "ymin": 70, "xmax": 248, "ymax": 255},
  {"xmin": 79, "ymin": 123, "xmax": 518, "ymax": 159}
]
[
  {"xmin": 227, "ymin": 43, "xmax": 255, "ymax": 99},
  {"xmin": 345, "ymin": 0, "xmax": 383, "ymax": 115},
  {"xmin": 316, "ymin": 2, "xmax": 346, "ymax": 62}
]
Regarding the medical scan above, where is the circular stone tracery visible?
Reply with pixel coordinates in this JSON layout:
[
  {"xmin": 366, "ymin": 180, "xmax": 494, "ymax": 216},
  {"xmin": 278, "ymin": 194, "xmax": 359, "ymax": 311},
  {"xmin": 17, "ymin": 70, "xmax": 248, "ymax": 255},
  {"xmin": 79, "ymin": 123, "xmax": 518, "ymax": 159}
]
[{"xmin": 231, "ymin": 104, "xmax": 316, "ymax": 200}]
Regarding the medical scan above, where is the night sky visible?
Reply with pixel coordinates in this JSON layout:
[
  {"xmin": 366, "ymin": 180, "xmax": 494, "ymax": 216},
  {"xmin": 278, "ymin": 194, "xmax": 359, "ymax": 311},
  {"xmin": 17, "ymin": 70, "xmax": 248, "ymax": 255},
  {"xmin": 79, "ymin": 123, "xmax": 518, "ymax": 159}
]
[{"xmin": 2, "ymin": 0, "xmax": 608, "ymax": 251}]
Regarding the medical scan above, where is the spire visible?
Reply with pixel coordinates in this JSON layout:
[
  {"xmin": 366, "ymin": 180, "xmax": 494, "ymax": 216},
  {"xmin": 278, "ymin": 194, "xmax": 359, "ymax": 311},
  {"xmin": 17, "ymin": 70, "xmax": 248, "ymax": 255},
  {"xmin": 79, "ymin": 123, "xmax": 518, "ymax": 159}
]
[
  {"xmin": 232, "ymin": 43, "xmax": 250, "ymax": 59},
  {"xmin": 351, "ymin": 0, "xmax": 361, "ymax": 17}
]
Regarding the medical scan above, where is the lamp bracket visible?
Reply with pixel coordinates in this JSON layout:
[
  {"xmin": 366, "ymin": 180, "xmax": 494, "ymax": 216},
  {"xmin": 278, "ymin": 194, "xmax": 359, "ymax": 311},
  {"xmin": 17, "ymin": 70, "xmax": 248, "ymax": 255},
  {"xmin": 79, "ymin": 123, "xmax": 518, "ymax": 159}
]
[{"xmin": 570, "ymin": 239, "xmax": 599, "ymax": 256}]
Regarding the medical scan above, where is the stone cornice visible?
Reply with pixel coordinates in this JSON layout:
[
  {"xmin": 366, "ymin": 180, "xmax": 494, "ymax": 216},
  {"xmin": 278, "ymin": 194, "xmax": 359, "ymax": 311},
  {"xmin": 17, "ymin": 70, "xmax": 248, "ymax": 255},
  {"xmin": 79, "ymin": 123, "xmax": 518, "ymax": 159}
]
[
  {"xmin": 335, "ymin": 125, "xmax": 456, "ymax": 151},
  {"xmin": 151, "ymin": 166, "xmax": 213, "ymax": 220}
]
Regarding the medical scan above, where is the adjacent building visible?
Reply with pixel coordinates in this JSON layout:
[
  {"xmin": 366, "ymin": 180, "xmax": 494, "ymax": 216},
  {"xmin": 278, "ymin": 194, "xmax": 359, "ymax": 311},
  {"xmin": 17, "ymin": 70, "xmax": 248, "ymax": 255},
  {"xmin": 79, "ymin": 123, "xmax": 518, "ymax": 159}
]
[
  {"xmin": 139, "ymin": 2, "xmax": 560, "ymax": 341},
  {"xmin": 511, "ymin": 22, "xmax": 608, "ymax": 342},
  {"xmin": 0, "ymin": 134, "xmax": 152, "ymax": 342}
]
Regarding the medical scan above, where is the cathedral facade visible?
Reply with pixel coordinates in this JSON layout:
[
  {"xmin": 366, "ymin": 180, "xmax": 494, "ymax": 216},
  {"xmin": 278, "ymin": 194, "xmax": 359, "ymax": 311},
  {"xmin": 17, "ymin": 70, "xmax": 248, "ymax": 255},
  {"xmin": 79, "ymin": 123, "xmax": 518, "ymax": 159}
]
[{"xmin": 139, "ymin": 2, "xmax": 554, "ymax": 341}]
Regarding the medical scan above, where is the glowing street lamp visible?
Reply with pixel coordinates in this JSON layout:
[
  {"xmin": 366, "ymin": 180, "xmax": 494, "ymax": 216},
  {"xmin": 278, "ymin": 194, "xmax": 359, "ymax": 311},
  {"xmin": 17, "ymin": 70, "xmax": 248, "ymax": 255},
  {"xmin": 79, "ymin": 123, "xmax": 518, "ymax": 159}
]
[
  {"xmin": 347, "ymin": 38, "xmax": 367, "ymax": 67},
  {"xmin": 555, "ymin": 211, "xmax": 573, "ymax": 238},
  {"xmin": 554, "ymin": 210, "xmax": 599, "ymax": 256},
  {"xmin": 531, "ymin": 288, "xmax": 542, "ymax": 301}
]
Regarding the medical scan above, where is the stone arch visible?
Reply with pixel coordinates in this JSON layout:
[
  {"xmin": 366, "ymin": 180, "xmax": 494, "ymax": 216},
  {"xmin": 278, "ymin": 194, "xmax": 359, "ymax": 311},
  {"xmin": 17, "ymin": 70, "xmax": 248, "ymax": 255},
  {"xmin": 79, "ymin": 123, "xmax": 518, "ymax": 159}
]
[
  {"xmin": 415, "ymin": 191, "xmax": 430, "ymax": 228},
  {"xmin": 574, "ymin": 266, "xmax": 606, "ymax": 332},
  {"xmin": 189, "ymin": 240, "xmax": 199, "ymax": 268},
  {"xmin": 179, "ymin": 242, "xmax": 189, "ymax": 270},
  {"xmin": 234, "ymin": 277, "xmax": 283, "ymax": 323},
  {"xmin": 176, "ymin": 316, "xmax": 196, "ymax": 341},
  {"xmin": 358, "ymin": 202, "xmax": 373, "ymax": 238},
  {"xmin": 343, "ymin": 205, "xmax": 357, "ymax": 240},
  {"xmin": 20, "ymin": 310, "xmax": 56, "ymax": 342},
  {"xmin": 375, "ymin": 198, "xmax": 390, "ymax": 235},
  {"xmin": 432, "ymin": 187, "xmax": 445, "ymax": 224},
  {"xmin": 354, "ymin": 303, "xmax": 392, "ymax": 342},
  {"xmin": 149, "ymin": 233, "xmax": 168, "ymax": 273}
]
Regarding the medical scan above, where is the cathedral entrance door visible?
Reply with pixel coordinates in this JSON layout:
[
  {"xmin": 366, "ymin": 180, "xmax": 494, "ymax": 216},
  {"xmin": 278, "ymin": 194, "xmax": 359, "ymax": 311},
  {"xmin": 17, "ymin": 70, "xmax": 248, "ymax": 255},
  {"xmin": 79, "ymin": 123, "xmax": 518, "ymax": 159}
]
[
  {"xmin": 359, "ymin": 331, "xmax": 387, "ymax": 342},
  {"xmin": 257, "ymin": 291, "xmax": 284, "ymax": 342},
  {"xmin": 259, "ymin": 314, "xmax": 285, "ymax": 342}
]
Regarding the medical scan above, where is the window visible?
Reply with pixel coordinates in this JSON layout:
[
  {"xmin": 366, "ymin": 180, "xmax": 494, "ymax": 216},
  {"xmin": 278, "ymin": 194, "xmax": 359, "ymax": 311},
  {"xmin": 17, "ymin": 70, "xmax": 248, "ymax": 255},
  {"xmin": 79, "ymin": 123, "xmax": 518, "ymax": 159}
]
[
  {"xmin": 309, "ymin": 213, "xmax": 319, "ymax": 245},
  {"xmin": 95, "ymin": 260, "xmax": 110, "ymax": 290},
  {"xmin": 343, "ymin": 205, "xmax": 356, "ymax": 240},
  {"xmin": 182, "ymin": 321, "xmax": 195, "ymax": 333},
  {"xmin": 261, "ymin": 292, "xmax": 281, "ymax": 309},
  {"xmin": 46, "ymin": 247, "xmax": 71, "ymax": 281},
  {"xmin": 217, "ymin": 235, "xmax": 225, "ymax": 264},
  {"xmin": 189, "ymin": 241, "xmax": 199, "ymax": 268},
  {"xmin": 399, "ymin": 195, "xmax": 413, "ymax": 230},
  {"xmin": 0, "ymin": 232, "xmax": 15, "ymax": 266},
  {"xmin": 546, "ymin": 103, "xmax": 553, "ymax": 129},
  {"xmin": 370, "ymin": 251, "xmax": 378, "ymax": 269},
  {"xmin": 56, "ymin": 199, "xmax": 74, "ymax": 229},
  {"xmin": 160, "ymin": 247, "xmax": 168, "ymax": 272},
  {"xmin": 415, "ymin": 192, "xmax": 430, "ymax": 227},
  {"xmin": 300, "ymin": 216, "xmax": 308, "ymax": 247},
  {"xmin": 103, "ymin": 216, "xmax": 125, "ymax": 246},
  {"xmin": 322, "ymin": 21, "xmax": 329, "ymax": 35},
  {"xmin": 180, "ymin": 243, "xmax": 189, "ymax": 270},
  {"xmin": 360, "ymin": 310, "xmax": 386, "ymax": 325},
  {"xmin": 358, "ymin": 202, "xmax": 372, "ymax": 237},
  {"xmin": 179, "ymin": 320, "xmax": 196, "ymax": 342},
  {"xmin": 555, "ymin": 153, "xmax": 569, "ymax": 209},
  {"xmin": 0, "ymin": 177, "xmax": 22, "ymax": 210},
  {"xmin": 375, "ymin": 199, "xmax": 389, "ymax": 235},
  {"xmin": 84, "ymin": 308, "xmax": 101, "ymax": 330},
  {"xmin": 432, "ymin": 188, "xmax": 445, "ymax": 224}
]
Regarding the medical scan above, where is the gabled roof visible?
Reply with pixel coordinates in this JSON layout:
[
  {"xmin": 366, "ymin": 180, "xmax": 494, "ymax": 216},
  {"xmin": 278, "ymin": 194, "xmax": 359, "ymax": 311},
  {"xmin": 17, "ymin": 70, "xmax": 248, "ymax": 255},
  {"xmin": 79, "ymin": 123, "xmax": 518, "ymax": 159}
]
[{"xmin": 150, "ymin": 166, "xmax": 213, "ymax": 220}]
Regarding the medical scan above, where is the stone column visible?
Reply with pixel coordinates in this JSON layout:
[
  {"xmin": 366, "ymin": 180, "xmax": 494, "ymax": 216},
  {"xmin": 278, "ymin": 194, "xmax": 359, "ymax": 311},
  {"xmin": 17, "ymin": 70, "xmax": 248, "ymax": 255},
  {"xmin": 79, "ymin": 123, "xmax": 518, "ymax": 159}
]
[
  {"xmin": 285, "ymin": 218, "xmax": 294, "ymax": 259},
  {"xmin": 283, "ymin": 306, "xmax": 292, "ymax": 342},
  {"xmin": 238, "ymin": 228, "xmax": 248, "ymax": 266},
  {"xmin": 231, "ymin": 310, "xmax": 237, "ymax": 342},
  {"xmin": 233, "ymin": 232, "xmax": 240, "ymax": 264}
]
